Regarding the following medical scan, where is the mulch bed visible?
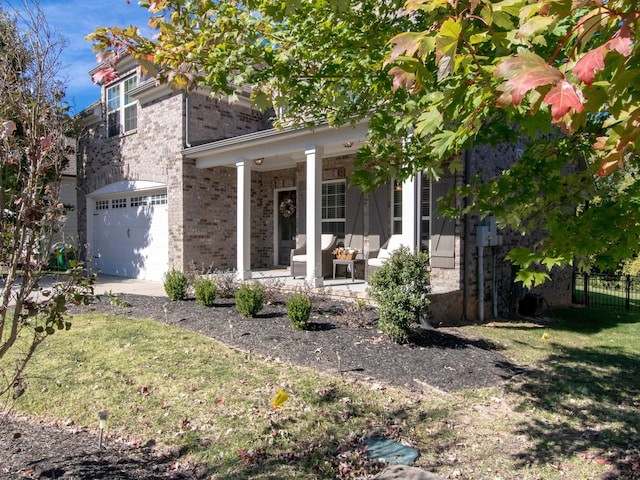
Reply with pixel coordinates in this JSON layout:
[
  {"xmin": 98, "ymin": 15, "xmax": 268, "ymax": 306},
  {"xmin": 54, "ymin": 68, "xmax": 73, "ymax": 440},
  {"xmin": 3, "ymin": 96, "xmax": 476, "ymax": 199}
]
[{"xmin": 1, "ymin": 291, "xmax": 522, "ymax": 479}]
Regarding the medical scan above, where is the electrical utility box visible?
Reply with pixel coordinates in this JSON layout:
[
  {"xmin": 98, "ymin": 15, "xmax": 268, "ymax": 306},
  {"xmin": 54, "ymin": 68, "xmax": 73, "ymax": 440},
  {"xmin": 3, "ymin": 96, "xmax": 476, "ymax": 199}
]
[{"xmin": 476, "ymin": 216, "xmax": 503, "ymax": 248}]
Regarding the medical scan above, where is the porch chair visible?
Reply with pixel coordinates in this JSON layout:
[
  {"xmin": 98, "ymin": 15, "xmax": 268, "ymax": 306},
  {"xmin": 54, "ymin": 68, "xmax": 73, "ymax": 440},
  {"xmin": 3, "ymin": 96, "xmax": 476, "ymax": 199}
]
[
  {"xmin": 366, "ymin": 234, "xmax": 405, "ymax": 280},
  {"xmin": 290, "ymin": 234, "xmax": 338, "ymax": 278}
]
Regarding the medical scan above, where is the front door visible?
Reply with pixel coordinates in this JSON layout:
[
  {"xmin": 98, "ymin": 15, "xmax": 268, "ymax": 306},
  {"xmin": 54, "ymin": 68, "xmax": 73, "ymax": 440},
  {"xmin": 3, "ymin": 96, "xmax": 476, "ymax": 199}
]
[{"xmin": 277, "ymin": 190, "xmax": 297, "ymax": 266}]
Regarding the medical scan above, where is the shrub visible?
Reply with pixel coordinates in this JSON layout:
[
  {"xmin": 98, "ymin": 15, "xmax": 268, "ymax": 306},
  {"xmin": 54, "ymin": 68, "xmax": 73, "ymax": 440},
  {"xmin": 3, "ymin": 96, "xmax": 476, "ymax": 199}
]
[
  {"xmin": 194, "ymin": 276, "xmax": 217, "ymax": 307},
  {"xmin": 367, "ymin": 246, "xmax": 431, "ymax": 343},
  {"xmin": 260, "ymin": 277, "xmax": 286, "ymax": 305},
  {"xmin": 163, "ymin": 268, "xmax": 189, "ymax": 301},
  {"xmin": 235, "ymin": 282, "xmax": 264, "ymax": 317},
  {"xmin": 286, "ymin": 291, "xmax": 312, "ymax": 330},
  {"xmin": 212, "ymin": 270, "xmax": 240, "ymax": 298}
]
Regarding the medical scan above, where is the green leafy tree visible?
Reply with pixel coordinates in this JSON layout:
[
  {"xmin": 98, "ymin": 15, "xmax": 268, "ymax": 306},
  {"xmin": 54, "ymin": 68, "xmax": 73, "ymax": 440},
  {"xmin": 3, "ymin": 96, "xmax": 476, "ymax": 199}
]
[
  {"xmin": 88, "ymin": 0, "xmax": 640, "ymax": 285},
  {"xmin": 0, "ymin": 3, "xmax": 94, "ymax": 403}
]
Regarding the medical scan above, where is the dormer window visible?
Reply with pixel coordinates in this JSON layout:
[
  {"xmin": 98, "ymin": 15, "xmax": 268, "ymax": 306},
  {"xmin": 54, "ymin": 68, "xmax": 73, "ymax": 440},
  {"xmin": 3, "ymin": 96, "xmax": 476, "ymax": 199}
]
[{"xmin": 106, "ymin": 75, "xmax": 138, "ymax": 137}]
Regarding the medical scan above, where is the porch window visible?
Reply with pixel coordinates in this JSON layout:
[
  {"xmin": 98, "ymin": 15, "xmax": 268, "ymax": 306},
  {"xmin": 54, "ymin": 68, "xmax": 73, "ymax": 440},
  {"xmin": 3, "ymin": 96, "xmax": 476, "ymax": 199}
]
[
  {"xmin": 391, "ymin": 175, "xmax": 431, "ymax": 250},
  {"xmin": 322, "ymin": 180, "xmax": 345, "ymax": 240},
  {"xmin": 392, "ymin": 179, "xmax": 402, "ymax": 234},
  {"xmin": 107, "ymin": 75, "xmax": 138, "ymax": 137},
  {"xmin": 420, "ymin": 177, "xmax": 431, "ymax": 251}
]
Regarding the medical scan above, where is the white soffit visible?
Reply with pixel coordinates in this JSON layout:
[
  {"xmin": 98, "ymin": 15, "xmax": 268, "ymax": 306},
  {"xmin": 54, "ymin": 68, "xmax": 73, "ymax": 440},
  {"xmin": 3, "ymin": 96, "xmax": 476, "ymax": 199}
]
[{"xmin": 184, "ymin": 120, "xmax": 369, "ymax": 169}]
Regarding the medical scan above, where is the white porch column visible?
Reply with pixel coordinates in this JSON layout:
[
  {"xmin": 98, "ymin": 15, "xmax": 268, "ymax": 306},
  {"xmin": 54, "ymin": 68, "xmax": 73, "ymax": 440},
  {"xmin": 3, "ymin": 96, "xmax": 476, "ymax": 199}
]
[
  {"xmin": 236, "ymin": 160, "xmax": 251, "ymax": 280},
  {"xmin": 305, "ymin": 146, "xmax": 324, "ymax": 287},
  {"xmin": 402, "ymin": 175, "xmax": 417, "ymax": 253}
]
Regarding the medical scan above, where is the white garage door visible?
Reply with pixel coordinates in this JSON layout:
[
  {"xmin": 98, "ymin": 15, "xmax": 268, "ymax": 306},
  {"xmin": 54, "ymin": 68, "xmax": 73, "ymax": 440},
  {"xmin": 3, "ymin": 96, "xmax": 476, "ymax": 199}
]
[{"xmin": 92, "ymin": 190, "xmax": 168, "ymax": 281}]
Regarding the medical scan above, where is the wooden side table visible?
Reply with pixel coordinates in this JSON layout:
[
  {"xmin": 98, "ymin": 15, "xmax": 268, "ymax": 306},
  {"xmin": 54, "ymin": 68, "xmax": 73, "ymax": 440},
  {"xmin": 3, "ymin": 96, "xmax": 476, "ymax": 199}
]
[{"xmin": 332, "ymin": 258, "xmax": 362, "ymax": 281}]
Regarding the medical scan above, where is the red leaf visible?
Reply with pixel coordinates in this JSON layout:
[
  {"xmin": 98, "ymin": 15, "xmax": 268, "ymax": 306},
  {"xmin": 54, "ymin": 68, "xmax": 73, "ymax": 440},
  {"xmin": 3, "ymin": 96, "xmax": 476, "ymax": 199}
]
[
  {"xmin": 597, "ymin": 151, "xmax": 623, "ymax": 177},
  {"xmin": 388, "ymin": 66, "xmax": 415, "ymax": 92},
  {"xmin": 495, "ymin": 52, "xmax": 562, "ymax": 106},
  {"xmin": 92, "ymin": 67, "xmax": 119, "ymax": 85},
  {"xmin": 593, "ymin": 136, "xmax": 608, "ymax": 150},
  {"xmin": 573, "ymin": 46, "xmax": 605, "ymax": 86},
  {"xmin": 543, "ymin": 80, "xmax": 584, "ymax": 121},
  {"xmin": 608, "ymin": 26, "xmax": 632, "ymax": 56}
]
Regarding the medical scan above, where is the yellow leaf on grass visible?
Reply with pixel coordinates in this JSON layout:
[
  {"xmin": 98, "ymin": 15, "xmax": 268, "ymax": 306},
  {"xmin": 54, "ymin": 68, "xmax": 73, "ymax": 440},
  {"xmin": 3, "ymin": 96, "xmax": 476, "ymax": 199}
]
[{"xmin": 271, "ymin": 390, "xmax": 289, "ymax": 408}]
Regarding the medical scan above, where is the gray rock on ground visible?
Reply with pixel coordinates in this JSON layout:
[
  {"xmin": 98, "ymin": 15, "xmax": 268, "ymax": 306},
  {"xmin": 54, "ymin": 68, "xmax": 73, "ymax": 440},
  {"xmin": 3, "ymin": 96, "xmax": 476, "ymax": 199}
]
[{"xmin": 374, "ymin": 465, "xmax": 446, "ymax": 480}]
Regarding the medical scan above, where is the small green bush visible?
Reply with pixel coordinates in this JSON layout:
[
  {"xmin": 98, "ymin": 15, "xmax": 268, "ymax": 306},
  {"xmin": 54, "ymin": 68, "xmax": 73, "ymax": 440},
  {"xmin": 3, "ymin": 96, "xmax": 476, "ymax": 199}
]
[
  {"xmin": 194, "ymin": 277, "xmax": 217, "ymax": 307},
  {"xmin": 235, "ymin": 282, "xmax": 264, "ymax": 318},
  {"xmin": 163, "ymin": 268, "xmax": 188, "ymax": 301},
  {"xmin": 286, "ymin": 292, "xmax": 312, "ymax": 330},
  {"xmin": 367, "ymin": 246, "xmax": 431, "ymax": 343}
]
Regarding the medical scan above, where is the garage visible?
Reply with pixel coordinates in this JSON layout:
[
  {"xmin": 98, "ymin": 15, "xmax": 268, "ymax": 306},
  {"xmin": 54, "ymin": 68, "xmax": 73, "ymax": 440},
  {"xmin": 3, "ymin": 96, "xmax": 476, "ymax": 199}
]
[{"xmin": 88, "ymin": 182, "xmax": 168, "ymax": 281}]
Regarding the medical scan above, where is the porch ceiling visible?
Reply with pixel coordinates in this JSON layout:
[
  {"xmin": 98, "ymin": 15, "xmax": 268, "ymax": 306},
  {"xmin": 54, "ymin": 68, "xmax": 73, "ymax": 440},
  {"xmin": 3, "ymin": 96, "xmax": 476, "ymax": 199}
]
[{"xmin": 182, "ymin": 120, "xmax": 369, "ymax": 171}]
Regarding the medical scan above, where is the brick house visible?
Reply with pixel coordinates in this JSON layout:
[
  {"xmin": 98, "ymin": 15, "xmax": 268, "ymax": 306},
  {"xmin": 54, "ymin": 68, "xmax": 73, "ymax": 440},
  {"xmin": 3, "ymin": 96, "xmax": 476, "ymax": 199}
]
[{"xmin": 77, "ymin": 57, "xmax": 572, "ymax": 324}]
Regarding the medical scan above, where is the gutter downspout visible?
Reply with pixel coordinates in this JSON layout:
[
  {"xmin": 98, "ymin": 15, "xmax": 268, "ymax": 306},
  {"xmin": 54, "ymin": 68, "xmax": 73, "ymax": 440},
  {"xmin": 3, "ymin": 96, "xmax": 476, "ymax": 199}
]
[
  {"xmin": 462, "ymin": 150, "xmax": 471, "ymax": 321},
  {"xmin": 478, "ymin": 238, "xmax": 485, "ymax": 322},
  {"xmin": 184, "ymin": 93, "xmax": 192, "ymax": 148},
  {"xmin": 493, "ymin": 246, "xmax": 498, "ymax": 318}
]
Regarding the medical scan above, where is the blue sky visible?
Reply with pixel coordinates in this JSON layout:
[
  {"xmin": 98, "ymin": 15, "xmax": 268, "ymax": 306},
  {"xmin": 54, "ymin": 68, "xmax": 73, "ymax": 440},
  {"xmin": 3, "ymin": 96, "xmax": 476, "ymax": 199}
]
[{"xmin": 12, "ymin": 0, "xmax": 153, "ymax": 113}]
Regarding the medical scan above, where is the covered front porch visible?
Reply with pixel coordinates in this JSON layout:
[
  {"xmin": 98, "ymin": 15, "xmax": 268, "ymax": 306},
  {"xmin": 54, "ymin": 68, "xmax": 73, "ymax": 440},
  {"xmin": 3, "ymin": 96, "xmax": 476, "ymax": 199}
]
[{"xmin": 182, "ymin": 120, "xmax": 429, "ymax": 288}]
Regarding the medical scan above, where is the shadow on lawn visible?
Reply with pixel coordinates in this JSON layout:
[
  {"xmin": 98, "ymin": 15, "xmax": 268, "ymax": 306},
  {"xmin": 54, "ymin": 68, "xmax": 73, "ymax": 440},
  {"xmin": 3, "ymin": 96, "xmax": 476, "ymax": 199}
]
[
  {"xmin": 165, "ymin": 378, "xmax": 455, "ymax": 479},
  {"xmin": 492, "ymin": 306, "xmax": 640, "ymax": 335},
  {"xmin": 200, "ymin": 398, "xmax": 450, "ymax": 480},
  {"xmin": 508, "ymin": 344, "xmax": 640, "ymax": 478}
]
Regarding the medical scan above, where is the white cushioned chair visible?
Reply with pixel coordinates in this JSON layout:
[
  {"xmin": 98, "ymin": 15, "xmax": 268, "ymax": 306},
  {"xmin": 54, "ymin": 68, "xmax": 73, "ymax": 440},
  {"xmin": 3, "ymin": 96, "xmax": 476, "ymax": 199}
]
[
  {"xmin": 366, "ymin": 234, "xmax": 405, "ymax": 279},
  {"xmin": 290, "ymin": 234, "xmax": 338, "ymax": 278}
]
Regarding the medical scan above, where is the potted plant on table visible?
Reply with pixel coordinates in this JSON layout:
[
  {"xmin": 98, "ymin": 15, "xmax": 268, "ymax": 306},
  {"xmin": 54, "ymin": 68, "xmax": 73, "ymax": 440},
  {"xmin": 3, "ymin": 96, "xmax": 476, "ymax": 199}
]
[{"xmin": 332, "ymin": 247, "xmax": 358, "ymax": 260}]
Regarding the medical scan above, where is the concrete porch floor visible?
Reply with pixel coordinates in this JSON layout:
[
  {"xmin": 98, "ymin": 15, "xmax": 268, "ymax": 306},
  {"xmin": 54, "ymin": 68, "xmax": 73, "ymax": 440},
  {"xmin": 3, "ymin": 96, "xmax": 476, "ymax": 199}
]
[
  {"xmin": 250, "ymin": 267, "xmax": 369, "ymax": 301},
  {"xmin": 84, "ymin": 267, "xmax": 370, "ymax": 302}
]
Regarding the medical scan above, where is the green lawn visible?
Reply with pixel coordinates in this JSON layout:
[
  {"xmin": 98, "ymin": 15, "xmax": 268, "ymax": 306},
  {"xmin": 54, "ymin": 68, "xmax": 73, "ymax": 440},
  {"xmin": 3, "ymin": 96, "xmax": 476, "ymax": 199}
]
[{"xmin": 3, "ymin": 305, "xmax": 639, "ymax": 479}]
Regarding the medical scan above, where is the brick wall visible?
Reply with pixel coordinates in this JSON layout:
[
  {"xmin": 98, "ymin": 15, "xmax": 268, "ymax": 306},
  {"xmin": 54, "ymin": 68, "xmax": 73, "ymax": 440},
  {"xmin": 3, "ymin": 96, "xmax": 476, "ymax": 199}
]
[
  {"xmin": 77, "ymin": 92, "xmax": 181, "ymax": 256},
  {"xmin": 187, "ymin": 93, "xmax": 273, "ymax": 145},
  {"xmin": 78, "ymin": 84, "xmax": 274, "ymax": 274},
  {"xmin": 461, "ymin": 142, "xmax": 574, "ymax": 322}
]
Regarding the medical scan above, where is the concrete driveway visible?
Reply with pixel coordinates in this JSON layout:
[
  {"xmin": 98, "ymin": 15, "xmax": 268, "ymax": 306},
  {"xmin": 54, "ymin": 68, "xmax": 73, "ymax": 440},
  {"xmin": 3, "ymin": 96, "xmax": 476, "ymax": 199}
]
[{"xmin": 91, "ymin": 274, "xmax": 166, "ymax": 297}]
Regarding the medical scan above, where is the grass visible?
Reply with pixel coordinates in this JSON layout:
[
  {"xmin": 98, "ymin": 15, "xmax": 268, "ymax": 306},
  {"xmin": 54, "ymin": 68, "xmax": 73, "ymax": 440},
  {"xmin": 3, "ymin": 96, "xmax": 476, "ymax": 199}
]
[{"xmin": 2, "ymin": 305, "xmax": 640, "ymax": 479}]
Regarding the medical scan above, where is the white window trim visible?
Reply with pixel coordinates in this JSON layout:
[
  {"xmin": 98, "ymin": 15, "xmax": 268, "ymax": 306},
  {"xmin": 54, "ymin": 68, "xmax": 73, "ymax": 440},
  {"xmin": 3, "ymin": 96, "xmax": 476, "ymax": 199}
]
[
  {"xmin": 321, "ymin": 179, "xmax": 346, "ymax": 237},
  {"xmin": 392, "ymin": 179, "xmax": 403, "ymax": 234},
  {"xmin": 421, "ymin": 176, "xmax": 431, "ymax": 251},
  {"xmin": 391, "ymin": 175, "xmax": 432, "ymax": 249},
  {"xmin": 322, "ymin": 179, "xmax": 347, "ymax": 224},
  {"xmin": 106, "ymin": 74, "xmax": 138, "ymax": 137}
]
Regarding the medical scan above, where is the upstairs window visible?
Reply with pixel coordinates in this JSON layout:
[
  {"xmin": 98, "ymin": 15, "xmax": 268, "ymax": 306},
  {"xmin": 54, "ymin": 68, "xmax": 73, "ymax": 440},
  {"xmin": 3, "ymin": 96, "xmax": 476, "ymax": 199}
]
[{"xmin": 107, "ymin": 75, "xmax": 138, "ymax": 137}]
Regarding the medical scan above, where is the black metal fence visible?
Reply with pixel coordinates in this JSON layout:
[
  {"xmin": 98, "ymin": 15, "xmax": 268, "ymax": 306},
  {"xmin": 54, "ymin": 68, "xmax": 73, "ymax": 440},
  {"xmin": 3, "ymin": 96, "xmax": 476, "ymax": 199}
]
[{"xmin": 573, "ymin": 273, "xmax": 640, "ymax": 311}]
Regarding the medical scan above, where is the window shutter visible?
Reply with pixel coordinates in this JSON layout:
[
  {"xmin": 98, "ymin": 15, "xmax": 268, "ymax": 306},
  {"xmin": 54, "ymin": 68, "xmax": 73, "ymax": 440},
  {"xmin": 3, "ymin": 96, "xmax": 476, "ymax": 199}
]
[
  {"xmin": 430, "ymin": 176, "xmax": 456, "ymax": 268},
  {"xmin": 368, "ymin": 183, "xmax": 390, "ymax": 252}
]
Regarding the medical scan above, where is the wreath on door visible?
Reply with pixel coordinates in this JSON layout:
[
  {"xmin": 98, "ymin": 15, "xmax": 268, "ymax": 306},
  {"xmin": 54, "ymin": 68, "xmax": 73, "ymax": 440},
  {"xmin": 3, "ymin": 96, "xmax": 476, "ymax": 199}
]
[{"xmin": 279, "ymin": 198, "xmax": 296, "ymax": 218}]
